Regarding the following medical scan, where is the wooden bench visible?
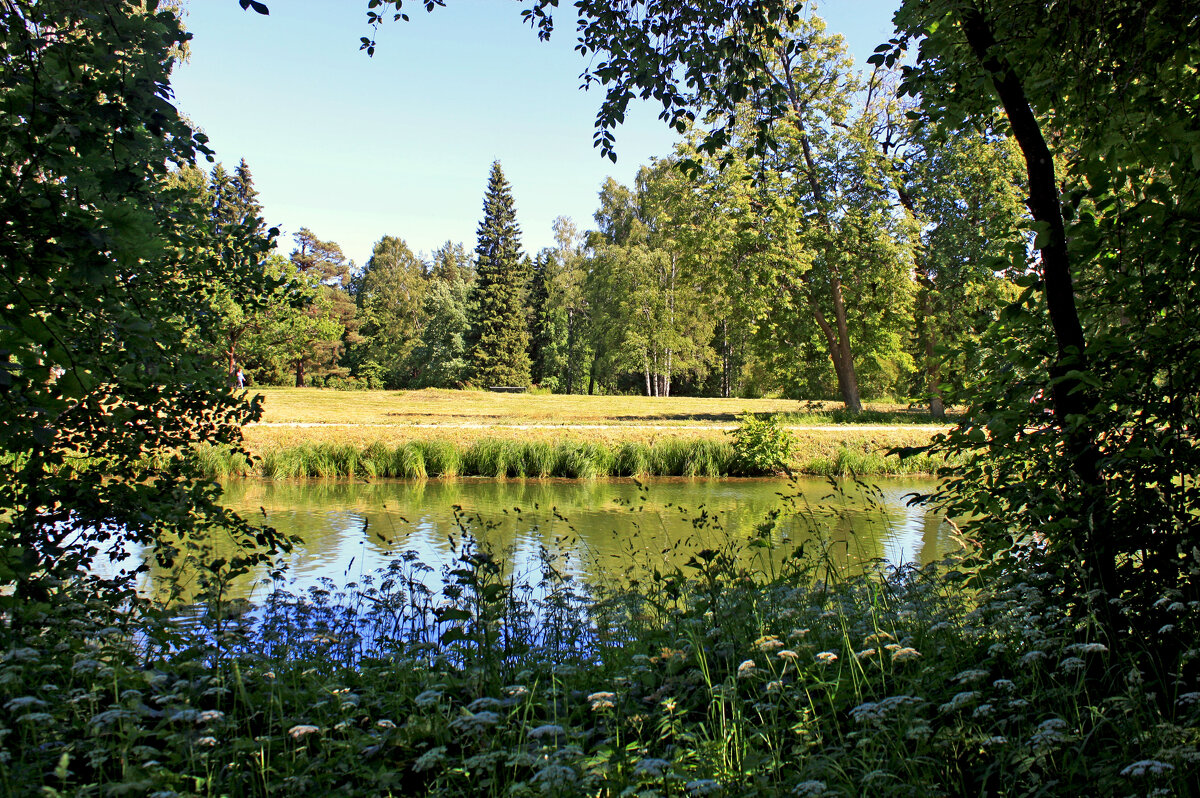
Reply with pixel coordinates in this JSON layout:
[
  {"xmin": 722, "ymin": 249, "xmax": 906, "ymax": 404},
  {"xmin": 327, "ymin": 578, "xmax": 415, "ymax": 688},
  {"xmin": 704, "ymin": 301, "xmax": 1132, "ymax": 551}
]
[{"xmin": 488, "ymin": 386, "xmax": 528, "ymax": 393}]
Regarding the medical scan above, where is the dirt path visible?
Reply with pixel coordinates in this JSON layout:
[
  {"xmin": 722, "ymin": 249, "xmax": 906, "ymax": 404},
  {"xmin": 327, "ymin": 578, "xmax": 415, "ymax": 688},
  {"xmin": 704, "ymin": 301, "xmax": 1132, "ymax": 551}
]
[{"xmin": 247, "ymin": 421, "xmax": 948, "ymax": 432}]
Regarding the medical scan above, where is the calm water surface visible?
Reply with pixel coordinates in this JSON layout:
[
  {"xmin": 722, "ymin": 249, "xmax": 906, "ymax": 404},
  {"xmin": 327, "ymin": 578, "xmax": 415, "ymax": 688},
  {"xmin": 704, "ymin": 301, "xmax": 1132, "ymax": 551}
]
[{"xmin": 156, "ymin": 477, "xmax": 953, "ymax": 601}]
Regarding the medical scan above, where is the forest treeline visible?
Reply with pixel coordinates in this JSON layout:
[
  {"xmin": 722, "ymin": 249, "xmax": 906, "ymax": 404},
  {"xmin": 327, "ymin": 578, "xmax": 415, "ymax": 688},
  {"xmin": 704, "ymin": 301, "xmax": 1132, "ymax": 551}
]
[{"xmin": 198, "ymin": 19, "xmax": 1026, "ymax": 412}]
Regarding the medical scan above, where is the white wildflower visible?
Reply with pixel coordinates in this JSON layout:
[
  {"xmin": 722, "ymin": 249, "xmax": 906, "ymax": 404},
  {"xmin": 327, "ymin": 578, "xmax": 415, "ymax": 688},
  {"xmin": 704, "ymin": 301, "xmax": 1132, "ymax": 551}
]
[
  {"xmin": 1058, "ymin": 656, "xmax": 1086, "ymax": 673},
  {"xmin": 449, "ymin": 711, "xmax": 501, "ymax": 733},
  {"xmin": 686, "ymin": 778, "xmax": 723, "ymax": 796},
  {"xmin": 1159, "ymin": 624, "xmax": 1176, "ymax": 635},
  {"xmin": 413, "ymin": 746, "xmax": 446, "ymax": 772},
  {"xmin": 778, "ymin": 649, "xmax": 800, "ymax": 661},
  {"xmin": 527, "ymin": 724, "xmax": 564, "ymax": 740},
  {"xmin": 4, "ymin": 697, "xmax": 46, "ymax": 711},
  {"xmin": 891, "ymin": 647, "xmax": 921, "ymax": 663},
  {"xmin": 587, "ymin": 691, "xmax": 616, "ymax": 710},
  {"xmin": 938, "ymin": 691, "xmax": 978, "ymax": 714},
  {"xmin": 634, "ymin": 758, "xmax": 671, "ymax": 778},
  {"xmin": 375, "ymin": 719, "xmax": 396, "ymax": 729},
  {"xmin": 467, "ymin": 697, "xmax": 502, "ymax": 712},
  {"xmin": 287, "ymin": 724, "xmax": 320, "ymax": 739},
  {"xmin": 855, "ymin": 648, "xmax": 877, "ymax": 660},
  {"xmin": 1067, "ymin": 642, "xmax": 1108, "ymax": 655},
  {"xmin": 737, "ymin": 660, "xmax": 756, "ymax": 677},
  {"xmin": 993, "ymin": 679, "xmax": 1015, "ymax": 692},
  {"xmin": 953, "ymin": 668, "xmax": 989, "ymax": 684},
  {"xmin": 1175, "ymin": 692, "xmax": 1200, "ymax": 707},
  {"xmin": 815, "ymin": 651, "xmax": 838, "ymax": 666},
  {"xmin": 414, "ymin": 690, "xmax": 442, "ymax": 708},
  {"xmin": 195, "ymin": 736, "xmax": 217, "ymax": 747},
  {"xmin": 168, "ymin": 709, "xmax": 199, "ymax": 724},
  {"xmin": 792, "ymin": 780, "xmax": 828, "ymax": 796},
  {"xmin": 1019, "ymin": 651, "xmax": 1046, "ymax": 666},
  {"xmin": 1120, "ymin": 760, "xmax": 1175, "ymax": 778},
  {"xmin": 197, "ymin": 710, "xmax": 225, "ymax": 724},
  {"xmin": 504, "ymin": 684, "xmax": 528, "ymax": 699},
  {"xmin": 532, "ymin": 764, "xmax": 577, "ymax": 788},
  {"xmin": 972, "ymin": 703, "xmax": 994, "ymax": 719}
]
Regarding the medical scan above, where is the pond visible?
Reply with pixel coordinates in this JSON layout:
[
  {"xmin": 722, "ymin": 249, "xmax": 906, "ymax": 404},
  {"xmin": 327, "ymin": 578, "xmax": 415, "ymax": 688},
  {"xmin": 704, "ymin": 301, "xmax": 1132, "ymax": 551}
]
[{"xmin": 148, "ymin": 477, "xmax": 953, "ymax": 602}]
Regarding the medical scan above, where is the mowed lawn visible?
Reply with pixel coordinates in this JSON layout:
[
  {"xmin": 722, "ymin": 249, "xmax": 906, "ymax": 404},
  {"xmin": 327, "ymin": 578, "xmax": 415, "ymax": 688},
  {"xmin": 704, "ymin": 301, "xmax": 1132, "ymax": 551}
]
[{"xmin": 240, "ymin": 388, "xmax": 947, "ymax": 456}]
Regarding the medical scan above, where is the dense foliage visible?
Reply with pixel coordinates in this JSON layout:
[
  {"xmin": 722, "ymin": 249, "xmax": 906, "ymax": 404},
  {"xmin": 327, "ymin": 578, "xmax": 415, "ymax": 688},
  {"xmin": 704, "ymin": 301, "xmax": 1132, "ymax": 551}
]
[{"xmin": 0, "ymin": 0, "xmax": 286, "ymax": 606}]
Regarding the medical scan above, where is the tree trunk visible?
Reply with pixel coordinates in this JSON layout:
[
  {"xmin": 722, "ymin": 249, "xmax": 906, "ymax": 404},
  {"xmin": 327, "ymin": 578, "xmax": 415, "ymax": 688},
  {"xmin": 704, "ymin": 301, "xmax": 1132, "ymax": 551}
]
[
  {"xmin": 295, "ymin": 360, "xmax": 306, "ymax": 388},
  {"xmin": 645, "ymin": 357, "xmax": 652, "ymax": 397},
  {"xmin": 565, "ymin": 310, "xmax": 575, "ymax": 394}
]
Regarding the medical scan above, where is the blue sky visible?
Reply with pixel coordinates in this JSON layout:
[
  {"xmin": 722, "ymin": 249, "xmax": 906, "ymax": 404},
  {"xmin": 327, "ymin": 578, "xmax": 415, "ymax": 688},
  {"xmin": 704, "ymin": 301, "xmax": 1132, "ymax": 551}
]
[{"xmin": 172, "ymin": 0, "xmax": 900, "ymax": 267}]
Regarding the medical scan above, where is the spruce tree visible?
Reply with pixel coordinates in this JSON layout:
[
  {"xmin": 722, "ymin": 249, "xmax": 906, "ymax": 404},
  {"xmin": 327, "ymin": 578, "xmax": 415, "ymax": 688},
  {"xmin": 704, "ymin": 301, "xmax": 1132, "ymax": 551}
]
[{"xmin": 468, "ymin": 161, "xmax": 531, "ymax": 386}]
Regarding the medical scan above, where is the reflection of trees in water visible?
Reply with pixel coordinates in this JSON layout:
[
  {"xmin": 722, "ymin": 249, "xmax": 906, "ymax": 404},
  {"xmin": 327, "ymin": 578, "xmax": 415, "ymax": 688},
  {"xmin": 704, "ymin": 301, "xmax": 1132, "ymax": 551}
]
[{"xmin": 154, "ymin": 478, "xmax": 947, "ymax": 602}]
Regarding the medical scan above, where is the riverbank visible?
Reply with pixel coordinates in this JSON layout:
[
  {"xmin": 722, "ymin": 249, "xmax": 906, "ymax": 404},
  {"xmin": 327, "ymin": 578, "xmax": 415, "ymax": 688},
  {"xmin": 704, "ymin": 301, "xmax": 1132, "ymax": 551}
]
[
  {"xmin": 7, "ymin": 533, "xmax": 1196, "ymax": 797},
  {"xmin": 219, "ymin": 388, "xmax": 951, "ymax": 479}
]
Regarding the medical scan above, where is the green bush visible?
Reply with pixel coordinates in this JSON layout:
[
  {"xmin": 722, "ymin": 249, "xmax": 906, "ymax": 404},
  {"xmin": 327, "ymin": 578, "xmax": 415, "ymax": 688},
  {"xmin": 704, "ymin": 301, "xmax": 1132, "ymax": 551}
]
[{"xmin": 729, "ymin": 413, "xmax": 795, "ymax": 475}]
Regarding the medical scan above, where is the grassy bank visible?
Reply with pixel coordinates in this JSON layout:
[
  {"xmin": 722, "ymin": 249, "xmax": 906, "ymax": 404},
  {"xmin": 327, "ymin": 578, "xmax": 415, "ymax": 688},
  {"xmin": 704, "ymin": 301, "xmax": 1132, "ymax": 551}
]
[
  {"xmin": 192, "ymin": 437, "xmax": 948, "ymax": 480},
  {"xmin": 5, "ymin": 528, "xmax": 1196, "ymax": 796}
]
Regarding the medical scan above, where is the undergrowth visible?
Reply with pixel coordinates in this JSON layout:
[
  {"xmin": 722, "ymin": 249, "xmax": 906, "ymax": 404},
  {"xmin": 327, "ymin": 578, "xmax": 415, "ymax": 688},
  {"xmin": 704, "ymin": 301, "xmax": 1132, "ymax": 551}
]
[{"xmin": 1, "ymin": 502, "xmax": 1196, "ymax": 796}]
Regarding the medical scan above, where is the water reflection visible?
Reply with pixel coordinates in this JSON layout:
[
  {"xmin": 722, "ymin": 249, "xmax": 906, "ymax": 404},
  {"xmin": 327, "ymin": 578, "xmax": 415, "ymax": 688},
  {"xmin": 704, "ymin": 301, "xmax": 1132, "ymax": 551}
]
[{"xmin": 149, "ymin": 477, "xmax": 951, "ymax": 601}]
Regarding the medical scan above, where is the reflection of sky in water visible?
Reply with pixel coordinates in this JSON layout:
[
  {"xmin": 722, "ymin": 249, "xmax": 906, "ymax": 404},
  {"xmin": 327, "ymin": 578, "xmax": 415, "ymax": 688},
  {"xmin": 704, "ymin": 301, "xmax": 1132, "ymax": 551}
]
[{"xmin": 155, "ymin": 477, "xmax": 951, "ymax": 601}]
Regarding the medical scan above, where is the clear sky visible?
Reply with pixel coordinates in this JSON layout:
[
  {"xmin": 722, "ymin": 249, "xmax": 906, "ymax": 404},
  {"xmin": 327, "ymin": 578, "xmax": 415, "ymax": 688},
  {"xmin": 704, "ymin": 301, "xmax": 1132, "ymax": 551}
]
[{"xmin": 172, "ymin": 0, "xmax": 900, "ymax": 267}]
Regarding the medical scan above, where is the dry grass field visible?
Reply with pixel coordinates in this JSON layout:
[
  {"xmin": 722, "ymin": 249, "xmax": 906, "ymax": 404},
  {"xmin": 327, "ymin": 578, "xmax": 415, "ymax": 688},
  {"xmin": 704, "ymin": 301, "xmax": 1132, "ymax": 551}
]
[{"xmin": 237, "ymin": 388, "xmax": 947, "ymax": 464}]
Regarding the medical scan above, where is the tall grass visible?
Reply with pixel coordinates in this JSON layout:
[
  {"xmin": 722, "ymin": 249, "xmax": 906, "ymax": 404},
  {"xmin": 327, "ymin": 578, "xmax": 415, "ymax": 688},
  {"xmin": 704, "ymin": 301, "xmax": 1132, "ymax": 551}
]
[{"xmin": 194, "ymin": 438, "xmax": 943, "ymax": 480}]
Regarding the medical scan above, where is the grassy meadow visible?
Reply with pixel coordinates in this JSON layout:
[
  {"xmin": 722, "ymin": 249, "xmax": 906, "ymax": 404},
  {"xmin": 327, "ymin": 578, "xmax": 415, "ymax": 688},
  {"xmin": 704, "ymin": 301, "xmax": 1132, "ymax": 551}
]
[{"xmin": 219, "ymin": 388, "xmax": 951, "ymax": 479}]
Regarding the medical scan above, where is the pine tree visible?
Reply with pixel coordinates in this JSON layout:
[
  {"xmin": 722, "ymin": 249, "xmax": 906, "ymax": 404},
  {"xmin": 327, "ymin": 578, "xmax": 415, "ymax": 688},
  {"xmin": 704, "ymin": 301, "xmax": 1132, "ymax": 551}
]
[{"xmin": 468, "ymin": 161, "xmax": 531, "ymax": 386}]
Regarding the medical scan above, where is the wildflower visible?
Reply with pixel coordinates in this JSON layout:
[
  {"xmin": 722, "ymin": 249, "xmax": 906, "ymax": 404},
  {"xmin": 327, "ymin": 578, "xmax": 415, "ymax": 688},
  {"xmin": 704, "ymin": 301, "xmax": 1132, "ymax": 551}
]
[
  {"xmin": 197, "ymin": 710, "xmax": 225, "ymax": 724},
  {"xmin": 1120, "ymin": 760, "xmax": 1175, "ymax": 778},
  {"xmin": 414, "ymin": 690, "xmax": 442, "ymax": 708},
  {"xmin": 90, "ymin": 709, "xmax": 134, "ymax": 727},
  {"xmin": 1159, "ymin": 624, "xmax": 1176, "ymax": 635},
  {"xmin": 16, "ymin": 712, "xmax": 53, "ymax": 724},
  {"xmin": 792, "ymin": 780, "xmax": 828, "ymax": 796},
  {"xmin": 168, "ymin": 709, "xmax": 199, "ymax": 724},
  {"xmin": 504, "ymin": 684, "xmax": 528, "ymax": 699},
  {"xmin": 1175, "ymin": 692, "xmax": 1200, "ymax": 707},
  {"xmin": 766, "ymin": 680, "xmax": 783, "ymax": 692},
  {"xmin": 1018, "ymin": 650, "xmax": 1046, "ymax": 667},
  {"xmin": 686, "ymin": 778, "xmax": 722, "ymax": 796},
  {"xmin": 814, "ymin": 651, "xmax": 838, "ymax": 666},
  {"xmin": 4, "ymin": 697, "xmax": 46, "ymax": 711},
  {"xmin": 375, "ymin": 719, "xmax": 396, "ymax": 729},
  {"xmin": 532, "ymin": 764, "xmax": 577, "ymax": 788},
  {"xmin": 587, "ymin": 691, "xmax": 616, "ymax": 710},
  {"xmin": 195, "ymin": 736, "xmax": 217, "ymax": 747},
  {"xmin": 737, "ymin": 660, "xmax": 756, "ymax": 678},
  {"xmin": 938, "ymin": 691, "xmax": 978, "ymax": 714},
  {"xmin": 891, "ymin": 647, "xmax": 921, "ymax": 663},
  {"xmin": 754, "ymin": 635, "xmax": 784, "ymax": 652},
  {"xmin": 984, "ymin": 735, "xmax": 1007, "ymax": 746},
  {"xmin": 788, "ymin": 628, "xmax": 810, "ymax": 640},
  {"xmin": 855, "ymin": 648, "xmax": 877, "ymax": 660},
  {"xmin": 3, "ymin": 648, "xmax": 39, "ymax": 663},
  {"xmin": 467, "ymin": 697, "xmax": 502, "ymax": 712},
  {"xmin": 972, "ymin": 703, "xmax": 994, "ymax": 719},
  {"xmin": 777, "ymin": 649, "xmax": 800, "ymax": 661},
  {"xmin": 905, "ymin": 723, "xmax": 933, "ymax": 740},
  {"xmin": 634, "ymin": 758, "xmax": 672, "ymax": 778},
  {"xmin": 413, "ymin": 746, "xmax": 446, "ymax": 772},
  {"xmin": 288, "ymin": 725, "xmax": 320, "ymax": 739},
  {"xmin": 864, "ymin": 631, "xmax": 894, "ymax": 646},
  {"xmin": 527, "ymin": 724, "xmax": 564, "ymax": 740},
  {"xmin": 1027, "ymin": 717, "xmax": 1068, "ymax": 750},
  {"xmin": 1167, "ymin": 602, "xmax": 1185, "ymax": 613},
  {"xmin": 993, "ymin": 679, "xmax": 1015, "ymax": 692},
  {"xmin": 264, "ymin": 671, "xmax": 275, "ymax": 680},
  {"xmin": 449, "ymin": 711, "xmax": 501, "ymax": 733},
  {"xmin": 1067, "ymin": 642, "xmax": 1108, "ymax": 655},
  {"xmin": 953, "ymin": 668, "xmax": 989, "ymax": 685},
  {"xmin": 1058, "ymin": 656, "xmax": 1086, "ymax": 673}
]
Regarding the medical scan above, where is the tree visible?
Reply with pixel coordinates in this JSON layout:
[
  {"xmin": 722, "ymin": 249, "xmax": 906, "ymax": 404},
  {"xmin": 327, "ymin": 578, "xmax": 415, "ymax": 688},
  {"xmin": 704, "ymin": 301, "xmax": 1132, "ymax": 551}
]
[
  {"xmin": 0, "ymin": 0, "xmax": 286, "ymax": 606},
  {"xmin": 467, "ymin": 162, "xmax": 530, "ymax": 387},
  {"xmin": 886, "ymin": 0, "xmax": 1200, "ymax": 644},
  {"xmin": 353, "ymin": 235, "xmax": 429, "ymax": 387},
  {"xmin": 288, "ymin": 228, "xmax": 358, "ymax": 386}
]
